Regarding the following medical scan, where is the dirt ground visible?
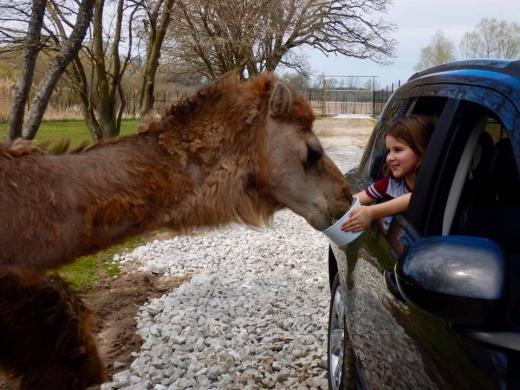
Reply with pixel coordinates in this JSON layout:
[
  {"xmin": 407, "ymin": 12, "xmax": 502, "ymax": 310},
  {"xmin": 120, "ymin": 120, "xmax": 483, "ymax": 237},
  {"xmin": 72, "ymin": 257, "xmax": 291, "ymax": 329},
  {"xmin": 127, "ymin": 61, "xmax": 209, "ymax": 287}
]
[
  {"xmin": 314, "ymin": 115, "xmax": 374, "ymax": 152},
  {"xmin": 0, "ymin": 264, "xmax": 190, "ymax": 390},
  {"xmin": 0, "ymin": 116, "xmax": 375, "ymax": 389}
]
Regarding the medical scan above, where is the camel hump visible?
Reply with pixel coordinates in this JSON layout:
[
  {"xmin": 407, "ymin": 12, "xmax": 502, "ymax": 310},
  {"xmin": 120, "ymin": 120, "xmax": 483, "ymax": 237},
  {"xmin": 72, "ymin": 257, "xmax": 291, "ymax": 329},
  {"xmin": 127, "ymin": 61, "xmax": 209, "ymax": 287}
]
[
  {"xmin": 268, "ymin": 81, "xmax": 293, "ymax": 117},
  {"xmin": 0, "ymin": 138, "xmax": 90, "ymax": 159},
  {"xmin": 0, "ymin": 138, "xmax": 44, "ymax": 158}
]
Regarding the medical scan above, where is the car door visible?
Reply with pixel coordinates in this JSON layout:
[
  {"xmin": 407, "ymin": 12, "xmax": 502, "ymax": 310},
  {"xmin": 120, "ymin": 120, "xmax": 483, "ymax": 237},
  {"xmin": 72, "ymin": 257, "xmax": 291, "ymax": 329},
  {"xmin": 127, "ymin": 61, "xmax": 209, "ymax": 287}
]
[{"xmin": 341, "ymin": 96, "xmax": 509, "ymax": 389}]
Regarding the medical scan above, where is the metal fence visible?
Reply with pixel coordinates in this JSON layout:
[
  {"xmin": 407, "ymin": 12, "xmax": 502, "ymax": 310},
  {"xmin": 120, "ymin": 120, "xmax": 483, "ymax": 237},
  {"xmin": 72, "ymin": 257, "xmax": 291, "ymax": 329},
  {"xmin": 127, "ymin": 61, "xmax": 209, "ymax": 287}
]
[
  {"xmin": 372, "ymin": 81, "xmax": 402, "ymax": 118},
  {"xmin": 305, "ymin": 87, "xmax": 374, "ymax": 116},
  {"xmin": 0, "ymin": 86, "xmax": 192, "ymax": 122},
  {"xmin": 0, "ymin": 80, "xmax": 399, "ymax": 122}
]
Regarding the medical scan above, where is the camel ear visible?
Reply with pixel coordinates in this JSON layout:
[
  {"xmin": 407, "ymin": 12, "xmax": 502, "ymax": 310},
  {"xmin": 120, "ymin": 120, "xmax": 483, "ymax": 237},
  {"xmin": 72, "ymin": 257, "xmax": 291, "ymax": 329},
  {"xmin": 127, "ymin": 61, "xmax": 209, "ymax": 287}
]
[
  {"xmin": 269, "ymin": 81, "xmax": 292, "ymax": 117},
  {"xmin": 214, "ymin": 70, "xmax": 240, "ymax": 88}
]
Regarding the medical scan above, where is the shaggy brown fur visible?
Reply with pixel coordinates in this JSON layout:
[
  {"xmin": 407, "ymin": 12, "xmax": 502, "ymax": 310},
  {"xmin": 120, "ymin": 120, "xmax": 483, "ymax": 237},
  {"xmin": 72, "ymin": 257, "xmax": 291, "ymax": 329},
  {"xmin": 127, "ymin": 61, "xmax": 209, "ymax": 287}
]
[
  {"xmin": 0, "ymin": 272, "xmax": 105, "ymax": 389},
  {"xmin": 0, "ymin": 72, "xmax": 350, "ymax": 388}
]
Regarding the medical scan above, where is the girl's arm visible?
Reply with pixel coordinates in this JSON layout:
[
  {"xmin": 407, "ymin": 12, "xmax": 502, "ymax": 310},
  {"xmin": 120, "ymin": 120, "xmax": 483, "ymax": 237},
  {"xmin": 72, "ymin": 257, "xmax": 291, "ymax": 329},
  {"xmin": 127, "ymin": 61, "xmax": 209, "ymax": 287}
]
[
  {"xmin": 365, "ymin": 193, "xmax": 411, "ymax": 220},
  {"xmin": 353, "ymin": 190, "xmax": 375, "ymax": 206},
  {"xmin": 341, "ymin": 193, "xmax": 411, "ymax": 232}
]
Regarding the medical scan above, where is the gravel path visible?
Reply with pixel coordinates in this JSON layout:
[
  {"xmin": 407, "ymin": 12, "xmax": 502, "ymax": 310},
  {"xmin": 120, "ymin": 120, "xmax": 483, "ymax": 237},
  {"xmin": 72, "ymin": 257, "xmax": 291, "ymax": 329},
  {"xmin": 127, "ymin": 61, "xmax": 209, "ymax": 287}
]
[{"xmin": 101, "ymin": 119, "xmax": 368, "ymax": 390}]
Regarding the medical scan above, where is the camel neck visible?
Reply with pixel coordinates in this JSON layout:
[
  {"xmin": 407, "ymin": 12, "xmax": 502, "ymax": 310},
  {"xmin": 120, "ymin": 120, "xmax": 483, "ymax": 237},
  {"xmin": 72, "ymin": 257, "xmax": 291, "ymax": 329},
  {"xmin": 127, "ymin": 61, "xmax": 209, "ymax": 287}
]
[
  {"xmin": 75, "ymin": 134, "xmax": 190, "ymax": 247},
  {"xmin": 0, "ymin": 133, "xmax": 190, "ymax": 271}
]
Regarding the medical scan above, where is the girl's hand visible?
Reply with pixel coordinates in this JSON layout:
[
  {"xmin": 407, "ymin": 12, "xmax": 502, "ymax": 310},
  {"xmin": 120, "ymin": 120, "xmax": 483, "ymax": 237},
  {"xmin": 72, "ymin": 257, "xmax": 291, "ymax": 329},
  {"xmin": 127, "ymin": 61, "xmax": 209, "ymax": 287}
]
[{"xmin": 341, "ymin": 206, "xmax": 373, "ymax": 232}]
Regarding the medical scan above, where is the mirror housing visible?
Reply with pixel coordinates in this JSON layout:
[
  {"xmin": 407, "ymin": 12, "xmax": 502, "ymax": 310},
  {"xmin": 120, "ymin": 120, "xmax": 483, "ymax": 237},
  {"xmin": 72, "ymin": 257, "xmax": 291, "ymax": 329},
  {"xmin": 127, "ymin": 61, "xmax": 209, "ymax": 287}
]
[{"xmin": 395, "ymin": 236, "xmax": 505, "ymax": 327}]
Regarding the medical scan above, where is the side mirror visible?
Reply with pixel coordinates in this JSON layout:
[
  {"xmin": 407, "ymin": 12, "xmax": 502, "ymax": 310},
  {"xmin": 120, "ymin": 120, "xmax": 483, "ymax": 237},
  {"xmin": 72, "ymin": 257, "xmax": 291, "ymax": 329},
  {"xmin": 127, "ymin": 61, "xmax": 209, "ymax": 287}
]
[{"xmin": 395, "ymin": 236, "xmax": 506, "ymax": 327}]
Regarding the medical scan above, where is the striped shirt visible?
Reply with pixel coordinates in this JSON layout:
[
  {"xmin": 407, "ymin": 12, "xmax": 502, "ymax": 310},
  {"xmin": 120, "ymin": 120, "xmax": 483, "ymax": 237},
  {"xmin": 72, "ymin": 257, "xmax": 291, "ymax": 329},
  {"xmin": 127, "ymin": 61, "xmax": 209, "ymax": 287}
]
[
  {"xmin": 366, "ymin": 176, "xmax": 411, "ymax": 201},
  {"xmin": 366, "ymin": 176, "xmax": 411, "ymax": 231}
]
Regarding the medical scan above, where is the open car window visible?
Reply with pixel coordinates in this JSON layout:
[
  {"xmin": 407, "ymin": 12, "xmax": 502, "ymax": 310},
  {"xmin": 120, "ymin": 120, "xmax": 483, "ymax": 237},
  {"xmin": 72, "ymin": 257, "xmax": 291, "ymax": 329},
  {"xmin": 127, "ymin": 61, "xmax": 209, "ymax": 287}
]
[
  {"xmin": 364, "ymin": 96, "xmax": 448, "ymax": 252},
  {"xmin": 367, "ymin": 96, "xmax": 447, "ymax": 183}
]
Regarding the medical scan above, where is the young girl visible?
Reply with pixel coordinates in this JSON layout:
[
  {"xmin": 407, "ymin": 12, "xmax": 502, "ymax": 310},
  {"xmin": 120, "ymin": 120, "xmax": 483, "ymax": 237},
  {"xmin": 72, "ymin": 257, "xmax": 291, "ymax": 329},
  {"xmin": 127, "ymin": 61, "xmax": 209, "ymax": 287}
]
[{"xmin": 342, "ymin": 115, "xmax": 434, "ymax": 233}]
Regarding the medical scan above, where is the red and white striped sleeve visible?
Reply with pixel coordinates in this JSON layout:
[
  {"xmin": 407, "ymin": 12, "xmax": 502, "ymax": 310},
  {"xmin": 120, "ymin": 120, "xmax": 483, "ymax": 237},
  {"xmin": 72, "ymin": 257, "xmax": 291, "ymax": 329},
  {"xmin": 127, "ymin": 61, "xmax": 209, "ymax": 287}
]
[{"xmin": 365, "ymin": 176, "xmax": 390, "ymax": 200}]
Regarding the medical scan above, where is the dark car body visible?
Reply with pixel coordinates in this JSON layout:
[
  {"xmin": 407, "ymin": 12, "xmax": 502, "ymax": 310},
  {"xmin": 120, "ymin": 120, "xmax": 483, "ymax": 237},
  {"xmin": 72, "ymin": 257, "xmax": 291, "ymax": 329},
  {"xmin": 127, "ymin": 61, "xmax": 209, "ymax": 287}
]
[{"xmin": 327, "ymin": 60, "xmax": 520, "ymax": 389}]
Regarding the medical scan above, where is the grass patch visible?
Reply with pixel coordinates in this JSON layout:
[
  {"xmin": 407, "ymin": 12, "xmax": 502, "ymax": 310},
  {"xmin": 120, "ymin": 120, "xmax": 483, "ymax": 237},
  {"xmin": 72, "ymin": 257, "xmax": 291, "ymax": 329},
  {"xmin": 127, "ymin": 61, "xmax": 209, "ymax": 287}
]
[
  {"xmin": 0, "ymin": 119, "xmax": 139, "ymax": 146},
  {"xmin": 58, "ymin": 235, "xmax": 145, "ymax": 290}
]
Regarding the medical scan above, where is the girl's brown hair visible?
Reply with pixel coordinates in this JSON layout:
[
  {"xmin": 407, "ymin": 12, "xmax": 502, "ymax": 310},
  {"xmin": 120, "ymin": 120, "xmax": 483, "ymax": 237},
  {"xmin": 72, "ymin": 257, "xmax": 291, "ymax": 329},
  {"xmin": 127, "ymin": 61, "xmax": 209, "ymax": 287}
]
[{"xmin": 383, "ymin": 115, "xmax": 434, "ymax": 176}]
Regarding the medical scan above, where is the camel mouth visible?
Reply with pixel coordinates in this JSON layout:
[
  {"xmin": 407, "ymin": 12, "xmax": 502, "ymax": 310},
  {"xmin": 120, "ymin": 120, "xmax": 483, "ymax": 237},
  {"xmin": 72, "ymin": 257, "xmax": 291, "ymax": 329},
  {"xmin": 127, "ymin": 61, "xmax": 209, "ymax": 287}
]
[
  {"xmin": 307, "ymin": 209, "xmax": 343, "ymax": 231},
  {"xmin": 329, "ymin": 198, "xmax": 352, "ymax": 225}
]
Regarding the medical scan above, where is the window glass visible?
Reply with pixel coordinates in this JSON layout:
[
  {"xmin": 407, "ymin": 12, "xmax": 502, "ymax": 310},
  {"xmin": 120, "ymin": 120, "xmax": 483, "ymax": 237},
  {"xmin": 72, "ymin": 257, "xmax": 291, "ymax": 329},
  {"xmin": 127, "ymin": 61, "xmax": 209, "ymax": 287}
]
[
  {"xmin": 375, "ymin": 96, "xmax": 448, "ymax": 253},
  {"xmin": 379, "ymin": 98, "xmax": 519, "ymax": 258},
  {"xmin": 369, "ymin": 96, "xmax": 447, "ymax": 181},
  {"xmin": 408, "ymin": 96, "xmax": 449, "ymax": 118},
  {"xmin": 358, "ymin": 97, "xmax": 407, "ymax": 179},
  {"xmin": 359, "ymin": 96, "xmax": 447, "ymax": 249}
]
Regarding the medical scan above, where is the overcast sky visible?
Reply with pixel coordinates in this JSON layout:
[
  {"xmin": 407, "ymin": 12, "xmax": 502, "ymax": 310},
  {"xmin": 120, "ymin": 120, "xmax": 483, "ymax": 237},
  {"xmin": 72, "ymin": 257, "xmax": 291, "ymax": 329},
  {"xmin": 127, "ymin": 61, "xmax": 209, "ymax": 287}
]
[{"xmin": 304, "ymin": 0, "xmax": 518, "ymax": 87}]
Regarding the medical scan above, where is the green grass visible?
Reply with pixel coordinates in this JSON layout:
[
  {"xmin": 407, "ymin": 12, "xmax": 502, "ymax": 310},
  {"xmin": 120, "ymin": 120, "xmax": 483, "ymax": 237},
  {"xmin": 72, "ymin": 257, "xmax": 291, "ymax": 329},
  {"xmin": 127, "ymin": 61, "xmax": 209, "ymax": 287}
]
[
  {"xmin": 0, "ymin": 119, "xmax": 139, "ymax": 145},
  {"xmin": 58, "ymin": 235, "xmax": 144, "ymax": 290}
]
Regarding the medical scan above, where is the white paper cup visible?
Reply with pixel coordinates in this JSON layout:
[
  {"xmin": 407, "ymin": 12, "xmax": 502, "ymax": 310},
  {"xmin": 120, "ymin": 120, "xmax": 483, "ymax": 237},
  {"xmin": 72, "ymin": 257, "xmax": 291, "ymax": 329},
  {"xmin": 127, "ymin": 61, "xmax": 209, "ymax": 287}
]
[{"xmin": 322, "ymin": 197, "xmax": 363, "ymax": 247}]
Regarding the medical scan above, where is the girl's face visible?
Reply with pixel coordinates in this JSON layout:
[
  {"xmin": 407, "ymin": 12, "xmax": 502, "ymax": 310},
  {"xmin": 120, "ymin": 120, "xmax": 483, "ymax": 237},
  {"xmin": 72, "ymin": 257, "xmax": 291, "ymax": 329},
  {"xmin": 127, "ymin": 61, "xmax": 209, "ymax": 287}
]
[{"xmin": 385, "ymin": 135, "xmax": 421, "ymax": 179}]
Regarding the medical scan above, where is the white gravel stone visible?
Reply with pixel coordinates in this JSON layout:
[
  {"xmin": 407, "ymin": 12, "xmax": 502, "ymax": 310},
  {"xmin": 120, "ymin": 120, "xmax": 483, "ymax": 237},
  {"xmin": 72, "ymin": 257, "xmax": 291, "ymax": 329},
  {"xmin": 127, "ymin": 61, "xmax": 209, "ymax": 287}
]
[{"xmin": 102, "ymin": 139, "xmax": 361, "ymax": 389}]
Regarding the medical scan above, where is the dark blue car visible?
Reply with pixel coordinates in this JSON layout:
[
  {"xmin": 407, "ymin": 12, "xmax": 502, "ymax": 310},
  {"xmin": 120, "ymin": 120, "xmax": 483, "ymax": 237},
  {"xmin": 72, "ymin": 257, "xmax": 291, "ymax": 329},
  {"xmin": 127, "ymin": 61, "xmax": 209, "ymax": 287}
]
[{"xmin": 327, "ymin": 59, "xmax": 520, "ymax": 389}]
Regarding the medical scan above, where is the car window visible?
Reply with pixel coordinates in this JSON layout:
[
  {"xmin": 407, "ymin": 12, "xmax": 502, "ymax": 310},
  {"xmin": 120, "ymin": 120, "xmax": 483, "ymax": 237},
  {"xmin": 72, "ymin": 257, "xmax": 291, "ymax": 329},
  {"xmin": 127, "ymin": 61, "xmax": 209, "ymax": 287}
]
[
  {"xmin": 445, "ymin": 112, "xmax": 520, "ymax": 254},
  {"xmin": 407, "ymin": 96, "xmax": 449, "ymax": 118},
  {"xmin": 382, "ymin": 98, "xmax": 480, "ymax": 258},
  {"xmin": 358, "ymin": 97, "xmax": 408, "ymax": 180},
  {"xmin": 367, "ymin": 96, "xmax": 447, "ymax": 182},
  {"xmin": 370, "ymin": 98, "xmax": 519, "ymax": 259},
  {"xmin": 358, "ymin": 96, "xmax": 451, "ymax": 253}
]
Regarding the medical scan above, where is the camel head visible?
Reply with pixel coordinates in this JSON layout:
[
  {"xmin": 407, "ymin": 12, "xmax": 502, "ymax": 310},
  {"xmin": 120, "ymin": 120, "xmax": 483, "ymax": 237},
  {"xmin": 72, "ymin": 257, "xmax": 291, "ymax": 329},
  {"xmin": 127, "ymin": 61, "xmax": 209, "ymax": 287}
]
[
  {"xmin": 151, "ymin": 72, "xmax": 352, "ymax": 232},
  {"xmin": 257, "ymin": 79, "xmax": 353, "ymax": 231}
]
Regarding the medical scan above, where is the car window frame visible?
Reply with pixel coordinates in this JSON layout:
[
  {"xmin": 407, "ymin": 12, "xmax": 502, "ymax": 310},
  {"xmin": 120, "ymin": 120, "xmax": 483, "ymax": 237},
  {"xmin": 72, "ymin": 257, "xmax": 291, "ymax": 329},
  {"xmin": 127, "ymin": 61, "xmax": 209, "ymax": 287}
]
[
  {"xmin": 404, "ymin": 98, "xmax": 461, "ymax": 233},
  {"xmin": 383, "ymin": 100, "xmax": 488, "ymax": 257},
  {"xmin": 358, "ymin": 97, "xmax": 412, "ymax": 181},
  {"xmin": 362, "ymin": 82, "xmax": 520, "ymax": 255},
  {"xmin": 401, "ymin": 84, "xmax": 520, "ymax": 235},
  {"xmin": 397, "ymin": 82, "xmax": 520, "ymax": 173}
]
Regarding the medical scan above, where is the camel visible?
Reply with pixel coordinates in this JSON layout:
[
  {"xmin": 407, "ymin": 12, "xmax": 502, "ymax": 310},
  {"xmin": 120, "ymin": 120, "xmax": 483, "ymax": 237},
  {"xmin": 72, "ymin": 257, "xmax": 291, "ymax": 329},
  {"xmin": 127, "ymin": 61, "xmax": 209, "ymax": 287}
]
[{"xmin": 0, "ymin": 72, "xmax": 352, "ymax": 389}]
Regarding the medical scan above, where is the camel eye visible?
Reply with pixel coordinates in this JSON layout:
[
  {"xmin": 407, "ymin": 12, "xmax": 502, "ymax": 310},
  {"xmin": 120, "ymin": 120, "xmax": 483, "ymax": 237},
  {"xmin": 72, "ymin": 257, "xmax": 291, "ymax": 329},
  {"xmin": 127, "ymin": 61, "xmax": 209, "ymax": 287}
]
[{"xmin": 306, "ymin": 146, "xmax": 323, "ymax": 167}]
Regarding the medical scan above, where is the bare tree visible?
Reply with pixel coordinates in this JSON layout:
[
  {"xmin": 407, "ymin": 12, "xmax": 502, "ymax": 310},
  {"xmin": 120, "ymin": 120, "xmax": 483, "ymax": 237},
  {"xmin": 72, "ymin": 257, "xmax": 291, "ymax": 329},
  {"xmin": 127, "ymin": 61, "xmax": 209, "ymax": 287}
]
[
  {"xmin": 138, "ymin": 0, "xmax": 176, "ymax": 116},
  {"xmin": 166, "ymin": 0, "xmax": 396, "ymax": 80},
  {"xmin": 6, "ymin": 0, "xmax": 47, "ymax": 139},
  {"xmin": 460, "ymin": 18, "xmax": 520, "ymax": 60},
  {"xmin": 57, "ymin": 0, "xmax": 141, "ymax": 140},
  {"xmin": 281, "ymin": 71, "xmax": 311, "ymax": 90},
  {"xmin": 0, "ymin": 0, "xmax": 95, "ymax": 140},
  {"xmin": 0, "ymin": 0, "xmax": 36, "ymax": 48},
  {"xmin": 415, "ymin": 30, "xmax": 456, "ymax": 72},
  {"xmin": 91, "ymin": 0, "xmax": 125, "ymax": 138},
  {"xmin": 22, "ymin": 0, "xmax": 95, "ymax": 139}
]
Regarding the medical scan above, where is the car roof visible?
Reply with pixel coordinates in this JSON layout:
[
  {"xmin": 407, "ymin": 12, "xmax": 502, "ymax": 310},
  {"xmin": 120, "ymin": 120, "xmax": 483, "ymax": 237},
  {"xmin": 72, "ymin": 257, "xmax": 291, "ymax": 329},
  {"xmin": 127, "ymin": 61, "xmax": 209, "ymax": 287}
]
[
  {"xmin": 402, "ymin": 59, "xmax": 520, "ymax": 173},
  {"xmin": 399, "ymin": 59, "xmax": 520, "ymax": 114},
  {"xmin": 409, "ymin": 59, "xmax": 520, "ymax": 82}
]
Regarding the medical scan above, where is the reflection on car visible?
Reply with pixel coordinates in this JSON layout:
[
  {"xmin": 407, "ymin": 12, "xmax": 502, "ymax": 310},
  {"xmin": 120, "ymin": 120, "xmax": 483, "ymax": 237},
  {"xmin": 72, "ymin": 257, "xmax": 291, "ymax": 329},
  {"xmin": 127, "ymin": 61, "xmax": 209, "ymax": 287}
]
[{"xmin": 326, "ymin": 59, "xmax": 520, "ymax": 390}]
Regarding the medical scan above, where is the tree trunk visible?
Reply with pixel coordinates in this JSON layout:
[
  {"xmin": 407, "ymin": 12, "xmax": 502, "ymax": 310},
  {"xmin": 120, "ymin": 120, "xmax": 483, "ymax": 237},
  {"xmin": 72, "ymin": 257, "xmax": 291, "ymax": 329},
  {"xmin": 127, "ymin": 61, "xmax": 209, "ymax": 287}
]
[
  {"xmin": 92, "ymin": 0, "xmax": 117, "ymax": 138},
  {"xmin": 22, "ymin": 0, "xmax": 95, "ymax": 140},
  {"xmin": 70, "ymin": 57, "xmax": 103, "ymax": 142},
  {"xmin": 7, "ymin": 0, "xmax": 47, "ymax": 140},
  {"xmin": 47, "ymin": 0, "xmax": 102, "ymax": 142},
  {"xmin": 139, "ymin": 0, "xmax": 175, "ymax": 116}
]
